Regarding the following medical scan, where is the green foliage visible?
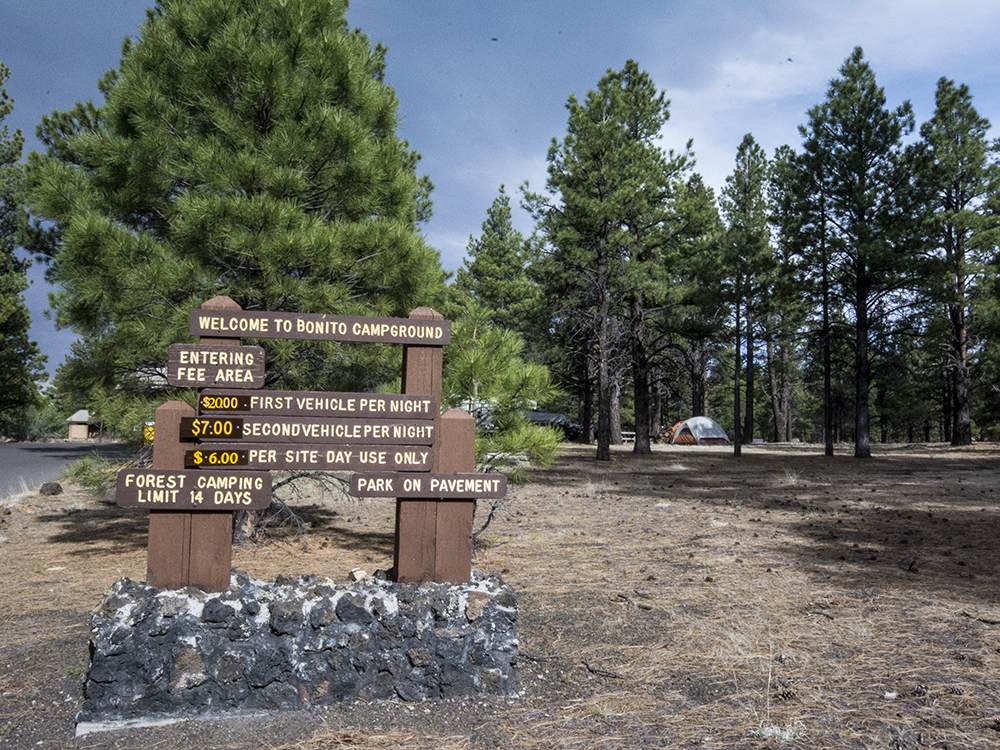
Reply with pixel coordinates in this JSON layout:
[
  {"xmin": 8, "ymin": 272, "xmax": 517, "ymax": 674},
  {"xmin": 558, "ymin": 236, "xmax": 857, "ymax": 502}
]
[
  {"xmin": 918, "ymin": 78, "xmax": 1000, "ymax": 445},
  {"xmin": 101, "ymin": 391, "xmax": 191, "ymax": 448},
  {"xmin": 794, "ymin": 47, "xmax": 931, "ymax": 457},
  {"xmin": 526, "ymin": 60, "xmax": 695, "ymax": 457},
  {"xmin": 477, "ymin": 417, "xmax": 562, "ymax": 480},
  {"xmin": 441, "ymin": 300, "xmax": 561, "ymax": 427},
  {"xmin": 436, "ymin": 297, "xmax": 563, "ymax": 471},
  {"xmin": 62, "ymin": 453, "xmax": 133, "ymax": 498},
  {"xmin": 721, "ymin": 133, "xmax": 773, "ymax": 448},
  {"xmin": 0, "ymin": 62, "xmax": 46, "ymax": 438},
  {"xmin": 26, "ymin": 0, "xmax": 445, "ymax": 431},
  {"xmin": 454, "ymin": 185, "xmax": 540, "ymax": 336},
  {"xmin": 20, "ymin": 401, "xmax": 67, "ymax": 442}
]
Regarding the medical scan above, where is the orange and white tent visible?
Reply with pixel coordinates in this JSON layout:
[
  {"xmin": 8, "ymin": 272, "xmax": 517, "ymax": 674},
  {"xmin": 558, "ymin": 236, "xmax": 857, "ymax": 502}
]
[{"xmin": 667, "ymin": 417, "xmax": 730, "ymax": 445}]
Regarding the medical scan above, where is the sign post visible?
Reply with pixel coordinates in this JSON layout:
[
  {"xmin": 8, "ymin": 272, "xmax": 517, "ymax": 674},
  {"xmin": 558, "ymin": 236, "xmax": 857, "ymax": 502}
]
[
  {"xmin": 391, "ymin": 308, "xmax": 479, "ymax": 583},
  {"xmin": 145, "ymin": 296, "xmax": 249, "ymax": 591}
]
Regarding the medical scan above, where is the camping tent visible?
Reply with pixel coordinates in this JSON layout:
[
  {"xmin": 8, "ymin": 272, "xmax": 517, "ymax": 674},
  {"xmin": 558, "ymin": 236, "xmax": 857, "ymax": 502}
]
[{"xmin": 666, "ymin": 416, "xmax": 730, "ymax": 445}]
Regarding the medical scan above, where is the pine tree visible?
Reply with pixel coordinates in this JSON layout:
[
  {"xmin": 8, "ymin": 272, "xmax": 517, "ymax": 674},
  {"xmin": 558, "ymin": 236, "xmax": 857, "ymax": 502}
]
[
  {"xmin": 525, "ymin": 60, "xmax": 685, "ymax": 460},
  {"xmin": 720, "ymin": 134, "xmax": 772, "ymax": 455},
  {"xmin": 0, "ymin": 62, "xmax": 46, "ymax": 437},
  {"xmin": 441, "ymin": 301, "xmax": 559, "ymax": 430},
  {"xmin": 919, "ymin": 78, "xmax": 1000, "ymax": 446},
  {"xmin": 796, "ymin": 48, "xmax": 929, "ymax": 458},
  {"xmin": 454, "ymin": 185, "xmax": 539, "ymax": 335},
  {"xmin": 765, "ymin": 145, "xmax": 811, "ymax": 443},
  {"xmin": 25, "ymin": 0, "xmax": 444, "ymax": 421},
  {"xmin": 658, "ymin": 174, "xmax": 726, "ymax": 421}
]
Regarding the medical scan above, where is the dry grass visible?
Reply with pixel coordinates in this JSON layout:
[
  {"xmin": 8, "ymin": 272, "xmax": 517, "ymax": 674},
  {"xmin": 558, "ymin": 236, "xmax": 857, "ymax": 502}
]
[
  {"xmin": 4, "ymin": 441, "xmax": 1000, "ymax": 748},
  {"xmin": 265, "ymin": 727, "xmax": 473, "ymax": 749}
]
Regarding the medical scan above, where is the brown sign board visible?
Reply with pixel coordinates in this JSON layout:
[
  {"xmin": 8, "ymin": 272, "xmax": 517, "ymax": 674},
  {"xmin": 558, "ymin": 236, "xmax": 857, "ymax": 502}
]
[
  {"xmin": 190, "ymin": 310, "xmax": 450, "ymax": 346},
  {"xmin": 185, "ymin": 444, "xmax": 433, "ymax": 472},
  {"xmin": 198, "ymin": 389, "xmax": 436, "ymax": 418},
  {"xmin": 166, "ymin": 344, "xmax": 266, "ymax": 389},
  {"xmin": 348, "ymin": 472, "xmax": 507, "ymax": 499},
  {"xmin": 181, "ymin": 416, "xmax": 435, "ymax": 444},
  {"xmin": 116, "ymin": 468, "xmax": 271, "ymax": 510}
]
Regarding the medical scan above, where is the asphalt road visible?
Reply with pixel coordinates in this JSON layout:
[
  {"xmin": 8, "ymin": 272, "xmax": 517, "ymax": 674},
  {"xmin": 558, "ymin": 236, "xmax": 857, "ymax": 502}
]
[{"xmin": 0, "ymin": 441, "xmax": 133, "ymax": 499}]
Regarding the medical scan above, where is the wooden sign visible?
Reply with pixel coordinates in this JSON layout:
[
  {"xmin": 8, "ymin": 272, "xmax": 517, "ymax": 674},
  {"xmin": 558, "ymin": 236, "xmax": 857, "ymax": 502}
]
[
  {"xmin": 116, "ymin": 468, "xmax": 271, "ymax": 510},
  {"xmin": 185, "ymin": 444, "xmax": 433, "ymax": 471},
  {"xmin": 166, "ymin": 344, "xmax": 265, "ymax": 389},
  {"xmin": 190, "ymin": 310, "xmax": 450, "ymax": 345},
  {"xmin": 348, "ymin": 472, "xmax": 507, "ymax": 499},
  {"xmin": 181, "ymin": 416, "xmax": 435, "ymax": 444},
  {"xmin": 198, "ymin": 389, "xmax": 436, "ymax": 418},
  {"xmin": 134, "ymin": 300, "xmax": 492, "ymax": 591}
]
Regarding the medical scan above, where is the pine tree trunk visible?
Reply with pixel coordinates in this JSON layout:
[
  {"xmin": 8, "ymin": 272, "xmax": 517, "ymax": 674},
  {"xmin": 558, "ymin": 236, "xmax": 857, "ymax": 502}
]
[
  {"xmin": 822, "ymin": 242, "xmax": 834, "ymax": 456},
  {"xmin": 942, "ymin": 371, "xmax": 953, "ymax": 443},
  {"xmin": 581, "ymin": 351, "xmax": 594, "ymax": 444},
  {"xmin": 733, "ymin": 281, "xmax": 743, "ymax": 457},
  {"xmin": 854, "ymin": 274, "xmax": 872, "ymax": 459},
  {"xmin": 951, "ymin": 286, "xmax": 972, "ymax": 446},
  {"xmin": 691, "ymin": 339, "xmax": 709, "ymax": 417},
  {"xmin": 596, "ymin": 235, "xmax": 612, "ymax": 461},
  {"xmin": 766, "ymin": 336, "xmax": 782, "ymax": 442},
  {"xmin": 596, "ymin": 323, "xmax": 612, "ymax": 460},
  {"xmin": 781, "ymin": 344, "xmax": 792, "ymax": 442},
  {"xmin": 631, "ymin": 294, "xmax": 652, "ymax": 454},
  {"xmin": 744, "ymin": 307, "xmax": 755, "ymax": 444},
  {"xmin": 611, "ymin": 375, "xmax": 623, "ymax": 445},
  {"xmin": 651, "ymin": 378, "xmax": 663, "ymax": 442}
]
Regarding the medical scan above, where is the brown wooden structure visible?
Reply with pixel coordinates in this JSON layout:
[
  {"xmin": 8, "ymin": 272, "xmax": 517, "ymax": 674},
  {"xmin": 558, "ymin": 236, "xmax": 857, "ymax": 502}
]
[
  {"xmin": 146, "ymin": 296, "xmax": 243, "ymax": 591},
  {"xmin": 133, "ymin": 297, "xmax": 493, "ymax": 592}
]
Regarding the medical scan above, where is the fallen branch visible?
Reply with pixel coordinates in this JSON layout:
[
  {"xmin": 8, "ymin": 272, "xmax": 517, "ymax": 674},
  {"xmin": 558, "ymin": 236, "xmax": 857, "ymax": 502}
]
[
  {"xmin": 961, "ymin": 610, "xmax": 1000, "ymax": 626},
  {"xmin": 583, "ymin": 661, "xmax": 625, "ymax": 679}
]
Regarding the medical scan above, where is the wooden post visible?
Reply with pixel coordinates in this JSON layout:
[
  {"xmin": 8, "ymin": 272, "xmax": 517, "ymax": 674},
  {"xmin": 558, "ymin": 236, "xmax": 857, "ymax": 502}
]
[
  {"xmin": 146, "ymin": 296, "xmax": 240, "ymax": 592},
  {"xmin": 394, "ymin": 308, "xmax": 475, "ymax": 583},
  {"xmin": 433, "ymin": 409, "xmax": 477, "ymax": 583},
  {"xmin": 190, "ymin": 296, "xmax": 240, "ymax": 590},
  {"xmin": 395, "ymin": 307, "xmax": 444, "ymax": 582},
  {"xmin": 146, "ymin": 400, "xmax": 196, "ymax": 588}
]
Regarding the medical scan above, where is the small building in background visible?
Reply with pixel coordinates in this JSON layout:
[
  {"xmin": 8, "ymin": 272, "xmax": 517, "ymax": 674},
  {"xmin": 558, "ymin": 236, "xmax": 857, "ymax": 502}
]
[{"xmin": 67, "ymin": 410, "xmax": 97, "ymax": 440}]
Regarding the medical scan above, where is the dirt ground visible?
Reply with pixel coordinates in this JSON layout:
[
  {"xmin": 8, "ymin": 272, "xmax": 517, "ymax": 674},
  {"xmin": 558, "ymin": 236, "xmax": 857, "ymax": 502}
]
[{"xmin": 3, "ymin": 441, "xmax": 1000, "ymax": 749}]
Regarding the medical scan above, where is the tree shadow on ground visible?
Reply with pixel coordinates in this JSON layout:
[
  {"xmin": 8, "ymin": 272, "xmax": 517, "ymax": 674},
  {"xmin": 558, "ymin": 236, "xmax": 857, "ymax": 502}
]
[
  {"xmin": 36, "ymin": 500, "xmax": 395, "ymax": 559},
  {"xmin": 14, "ymin": 442, "xmax": 133, "ymax": 460},
  {"xmin": 253, "ymin": 502, "xmax": 395, "ymax": 557},
  {"xmin": 37, "ymin": 507, "xmax": 149, "ymax": 556},
  {"xmin": 543, "ymin": 443, "xmax": 1000, "ymax": 606}
]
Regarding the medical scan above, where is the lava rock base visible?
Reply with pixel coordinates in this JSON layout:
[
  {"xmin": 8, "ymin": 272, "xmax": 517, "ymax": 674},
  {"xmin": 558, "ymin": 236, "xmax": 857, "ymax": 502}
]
[{"xmin": 78, "ymin": 571, "xmax": 519, "ymax": 724}]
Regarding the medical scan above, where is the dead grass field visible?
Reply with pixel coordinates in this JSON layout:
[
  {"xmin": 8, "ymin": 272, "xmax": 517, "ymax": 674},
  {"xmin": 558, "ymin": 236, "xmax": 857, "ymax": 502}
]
[{"xmin": 3, "ymin": 441, "xmax": 1000, "ymax": 749}]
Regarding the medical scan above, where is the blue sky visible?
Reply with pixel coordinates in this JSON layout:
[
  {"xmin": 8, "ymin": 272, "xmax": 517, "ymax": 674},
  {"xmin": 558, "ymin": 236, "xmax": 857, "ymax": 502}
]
[{"xmin": 5, "ymin": 0, "xmax": 1000, "ymax": 378}]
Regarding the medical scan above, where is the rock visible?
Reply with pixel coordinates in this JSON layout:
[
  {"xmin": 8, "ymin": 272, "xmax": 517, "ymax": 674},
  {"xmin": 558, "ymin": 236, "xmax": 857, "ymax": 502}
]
[
  {"xmin": 39, "ymin": 482, "xmax": 63, "ymax": 496},
  {"xmin": 80, "ymin": 572, "xmax": 520, "ymax": 724},
  {"xmin": 466, "ymin": 591, "xmax": 493, "ymax": 620},
  {"xmin": 347, "ymin": 568, "xmax": 368, "ymax": 581}
]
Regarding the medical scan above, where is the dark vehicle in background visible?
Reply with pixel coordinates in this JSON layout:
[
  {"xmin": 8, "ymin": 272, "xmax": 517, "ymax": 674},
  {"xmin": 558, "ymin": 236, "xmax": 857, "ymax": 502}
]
[{"xmin": 524, "ymin": 410, "xmax": 582, "ymax": 440}]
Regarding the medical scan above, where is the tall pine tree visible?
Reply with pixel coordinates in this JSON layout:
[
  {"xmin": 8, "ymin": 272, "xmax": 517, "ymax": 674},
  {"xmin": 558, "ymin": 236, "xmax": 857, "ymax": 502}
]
[
  {"xmin": 720, "ymin": 134, "xmax": 772, "ymax": 455},
  {"xmin": 0, "ymin": 62, "xmax": 46, "ymax": 438},
  {"xmin": 919, "ymin": 78, "xmax": 1000, "ymax": 446},
  {"xmin": 454, "ymin": 185, "xmax": 539, "ymax": 335},
  {"xmin": 763, "ymin": 145, "xmax": 809, "ymax": 443},
  {"xmin": 26, "ymin": 0, "xmax": 444, "ymax": 422},
  {"xmin": 526, "ymin": 60, "xmax": 686, "ymax": 460},
  {"xmin": 797, "ymin": 48, "xmax": 929, "ymax": 458}
]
